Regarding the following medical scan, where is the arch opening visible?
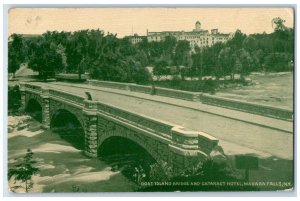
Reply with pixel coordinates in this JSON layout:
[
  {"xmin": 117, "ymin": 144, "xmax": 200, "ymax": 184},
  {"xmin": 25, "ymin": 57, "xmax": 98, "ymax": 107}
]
[
  {"xmin": 50, "ymin": 109, "xmax": 85, "ymax": 150},
  {"xmin": 25, "ymin": 99, "xmax": 42, "ymax": 122},
  {"xmin": 98, "ymin": 136, "xmax": 160, "ymax": 182}
]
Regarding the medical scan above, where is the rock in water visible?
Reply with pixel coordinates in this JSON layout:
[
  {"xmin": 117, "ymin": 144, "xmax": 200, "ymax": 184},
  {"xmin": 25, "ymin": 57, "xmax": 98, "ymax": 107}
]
[
  {"xmin": 17, "ymin": 123, "xmax": 28, "ymax": 131},
  {"xmin": 8, "ymin": 126, "xmax": 14, "ymax": 133}
]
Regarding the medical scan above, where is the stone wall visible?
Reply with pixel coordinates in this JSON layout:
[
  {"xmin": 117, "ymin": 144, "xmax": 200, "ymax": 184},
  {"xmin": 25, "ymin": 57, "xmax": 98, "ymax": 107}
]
[
  {"xmin": 87, "ymin": 80, "xmax": 201, "ymax": 101},
  {"xmin": 97, "ymin": 102, "xmax": 175, "ymax": 138},
  {"xmin": 49, "ymin": 89, "xmax": 85, "ymax": 106},
  {"xmin": 129, "ymin": 84, "xmax": 152, "ymax": 94},
  {"xmin": 155, "ymin": 87, "xmax": 201, "ymax": 101},
  {"xmin": 87, "ymin": 80, "xmax": 129, "ymax": 90},
  {"xmin": 200, "ymin": 94, "xmax": 293, "ymax": 121}
]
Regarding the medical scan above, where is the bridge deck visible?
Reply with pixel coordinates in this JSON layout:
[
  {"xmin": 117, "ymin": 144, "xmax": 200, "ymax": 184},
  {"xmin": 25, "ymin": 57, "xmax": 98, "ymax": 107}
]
[{"xmin": 35, "ymin": 82, "xmax": 293, "ymax": 160}]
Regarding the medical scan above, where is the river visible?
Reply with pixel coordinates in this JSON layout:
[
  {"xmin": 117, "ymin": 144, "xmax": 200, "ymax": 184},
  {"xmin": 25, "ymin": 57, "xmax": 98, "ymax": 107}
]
[
  {"xmin": 8, "ymin": 116, "xmax": 140, "ymax": 192},
  {"xmin": 7, "ymin": 115, "xmax": 294, "ymax": 192}
]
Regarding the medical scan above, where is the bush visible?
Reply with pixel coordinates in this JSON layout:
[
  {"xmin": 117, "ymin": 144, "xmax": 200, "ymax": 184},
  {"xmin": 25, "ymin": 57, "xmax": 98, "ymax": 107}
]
[
  {"xmin": 8, "ymin": 85, "xmax": 21, "ymax": 114},
  {"xmin": 202, "ymin": 79, "xmax": 217, "ymax": 94}
]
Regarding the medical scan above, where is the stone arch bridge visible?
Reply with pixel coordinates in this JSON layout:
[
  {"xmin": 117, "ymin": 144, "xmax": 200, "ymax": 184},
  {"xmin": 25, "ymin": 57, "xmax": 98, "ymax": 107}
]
[{"xmin": 20, "ymin": 83, "xmax": 219, "ymax": 175}]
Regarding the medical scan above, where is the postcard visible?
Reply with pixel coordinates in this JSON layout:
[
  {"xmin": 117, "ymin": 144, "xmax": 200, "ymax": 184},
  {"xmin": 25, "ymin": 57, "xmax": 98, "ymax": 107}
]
[{"xmin": 7, "ymin": 7, "xmax": 294, "ymax": 192}]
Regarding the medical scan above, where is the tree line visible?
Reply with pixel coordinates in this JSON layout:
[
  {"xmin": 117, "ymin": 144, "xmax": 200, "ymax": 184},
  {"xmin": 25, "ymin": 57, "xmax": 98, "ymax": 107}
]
[
  {"xmin": 8, "ymin": 17, "xmax": 294, "ymax": 84},
  {"xmin": 149, "ymin": 17, "xmax": 294, "ymax": 80}
]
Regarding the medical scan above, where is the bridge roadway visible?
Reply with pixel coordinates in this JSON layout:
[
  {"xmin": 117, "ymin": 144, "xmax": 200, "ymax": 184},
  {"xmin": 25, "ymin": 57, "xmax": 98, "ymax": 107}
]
[{"xmin": 35, "ymin": 81, "xmax": 293, "ymax": 160}]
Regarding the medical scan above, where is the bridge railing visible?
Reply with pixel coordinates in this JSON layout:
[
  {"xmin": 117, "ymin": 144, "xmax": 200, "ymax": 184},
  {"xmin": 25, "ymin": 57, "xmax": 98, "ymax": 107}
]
[
  {"xmin": 24, "ymin": 83, "xmax": 42, "ymax": 92},
  {"xmin": 49, "ymin": 89, "xmax": 85, "ymax": 106},
  {"xmin": 88, "ymin": 80, "xmax": 129, "ymax": 90},
  {"xmin": 87, "ymin": 79, "xmax": 201, "ymax": 101},
  {"xmin": 97, "ymin": 102, "xmax": 175, "ymax": 138},
  {"xmin": 155, "ymin": 87, "xmax": 201, "ymax": 101},
  {"xmin": 200, "ymin": 94, "xmax": 293, "ymax": 121},
  {"xmin": 129, "ymin": 84, "xmax": 152, "ymax": 94}
]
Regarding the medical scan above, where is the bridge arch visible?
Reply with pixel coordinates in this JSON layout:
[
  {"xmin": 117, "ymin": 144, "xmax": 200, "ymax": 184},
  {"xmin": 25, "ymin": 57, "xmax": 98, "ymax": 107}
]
[
  {"xmin": 98, "ymin": 136, "xmax": 157, "ymax": 172},
  {"xmin": 49, "ymin": 101, "xmax": 85, "ymax": 129},
  {"xmin": 50, "ymin": 109, "xmax": 85, "ymax": 150},
  {"xmin": 25, "ymin": 98, "xmax": 42, "ymax": 122},
  {"xmin": 97, "ymin": 131, "xmax": 170, "ymax": 179},
  {"xmin": 97, "ymin": 125, "xmax": 169, "ymax": 171}
]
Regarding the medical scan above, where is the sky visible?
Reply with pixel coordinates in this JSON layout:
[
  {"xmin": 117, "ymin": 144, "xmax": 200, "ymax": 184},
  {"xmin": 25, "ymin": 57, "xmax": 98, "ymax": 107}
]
[{"xmin": 8, "ymin": 8, "xmax": 294, "ymax": 37}]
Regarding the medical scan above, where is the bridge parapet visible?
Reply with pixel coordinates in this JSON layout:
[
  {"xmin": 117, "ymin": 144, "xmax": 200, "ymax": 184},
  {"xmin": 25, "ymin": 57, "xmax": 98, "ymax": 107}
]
[
  {"xmin": 155, "ymin": 87, "xmax": 201, "ymax": 101},
  {"xmin": 171, "ymin": 126, "xmax": 219, "ymax": 155},
  {"xmin": 87, "ymin": 79, "xmax": 201, "ymax": 101},
  {"xmin": 200, "ymin": 94, "xmax": 293, "ymax": 121},
  {"xmin": 24, "ymin": 83, "xmax": 42, "ymax": 93},
  {"xmin": 49, "ymin": 89, "xmax": 85, "ymax": 106},
  {"xmin": 87, "ymin": 79, "xmax": 130, "ymax": 90},
  {"xmin": 97, "ymin": 102, "xmax": 174, "ymax": 139}
]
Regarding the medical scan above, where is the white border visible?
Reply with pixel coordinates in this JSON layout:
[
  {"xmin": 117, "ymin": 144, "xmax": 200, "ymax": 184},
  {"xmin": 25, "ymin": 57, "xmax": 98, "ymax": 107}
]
[{"xmin": 1, "ymin": 0, "xmax": 299, "ymax": 200}]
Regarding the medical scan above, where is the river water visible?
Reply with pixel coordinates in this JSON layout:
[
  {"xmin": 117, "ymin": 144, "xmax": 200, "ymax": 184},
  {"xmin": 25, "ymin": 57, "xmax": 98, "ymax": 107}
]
[
  {"xmin": 8, "ymin": 115, "xmax": 294, "ymax": 192},
  {"xmin": 8, "ymin": 116, "xmax": 141, "ymax": 192}
]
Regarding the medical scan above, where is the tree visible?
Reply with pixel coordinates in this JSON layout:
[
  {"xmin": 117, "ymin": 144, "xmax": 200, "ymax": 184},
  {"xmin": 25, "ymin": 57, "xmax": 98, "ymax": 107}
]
[
  {"xmin": 174, "ymin": 40, "xmax": 191, "ymax": 67},
  {"xmin": 203, "ymin": 42, "xmax": 224, "ymax": 78},
  {"xmin": 174, "ymin": 40, "xmax": 191, "ymax": 80},
  {"xmin": 264, "ymin": 53, "xmax": 292, "ymax": 72},
  {"xmin": 66, "ymin": 30, "xmax": 90, "ymax": 79},
  {"xmin": 272, "ymin": 17, "xmax": 287, "ymax": 31},
  {"xmin": 251, "ymin": 49, "xmax": 264, "ymax": 71},
  {"xmin": 27, "ymin": 33, "xmax": 66, "ymax": 81},
  {"xmin": 243, "ymin": 36, "xmax": 258, "ymax": 52},
  {"xmin": 133, "ymin": 60, "xmax": 151, "ymax": 84},
  {"xmin": 8, "ymin": 149, "xmax": 39, "ymax": 192},
  {"xmin": 162, "ymin": 36, "xmax": 177, "ymax": 63},
  {"xmin": 218, "ymin": 47, "xmax": 234, "ymax": 79},
  {"xmin": 237, "ymin": 48, "xmax": 254, "ymax": 77},
  {"xmin": 8, "ymin": 34, "xmax": 25, "ymax": 78},
  {"xmin": 153, "ymin": 59, "xmax": 169, "ymax": 81},
  {"xmin": 192, "ymin": 46, "xmax": 204, "ymax": 81},
  {"xmin": 227, "ymin": 30, "xmax": 247, "ymax": 50},
  {"xmin": 134, "ymin": 50, "xmax": 149, "ymax": 67}
]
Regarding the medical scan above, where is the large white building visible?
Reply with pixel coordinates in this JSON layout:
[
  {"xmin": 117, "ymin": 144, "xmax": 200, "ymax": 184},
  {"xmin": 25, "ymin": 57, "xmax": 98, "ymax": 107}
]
[
  {"xmin": 127, "ymin": 33, "xmax": 146, "ymax": 45},
  {"xmin": 128, "ymin": 21, "xmax": 234, "ymax": 50}
]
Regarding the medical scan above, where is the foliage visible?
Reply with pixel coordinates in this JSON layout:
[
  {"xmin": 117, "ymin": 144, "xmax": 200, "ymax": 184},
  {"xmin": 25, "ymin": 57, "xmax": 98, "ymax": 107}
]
[
  {"xmin": 27, "ymin": 32, "xmax": 67, "ymax": 80},
  {"xmin": 8, "ymin": 34, "xmax": 25, "ymax": 77},
  {"xmin": 14, "ymin": 17, "xmax": 293, "ymax": 86},
  {"xmin": 264, "ymin": 52, "xmax": 293, "ymax": 72},
  {"xmin": 8, "ymin": 149, "xmax": 39, "ymax": 192},
  {"xmin": 8, "ymin": 85, "xmax": 21, "ymax": 113}
]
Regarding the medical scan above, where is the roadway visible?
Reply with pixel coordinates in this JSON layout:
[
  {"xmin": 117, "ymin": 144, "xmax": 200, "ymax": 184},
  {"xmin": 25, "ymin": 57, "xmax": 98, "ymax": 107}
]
[{"xmin": 34, "ymin": 81, "xmax": 293, "ymax": 160}]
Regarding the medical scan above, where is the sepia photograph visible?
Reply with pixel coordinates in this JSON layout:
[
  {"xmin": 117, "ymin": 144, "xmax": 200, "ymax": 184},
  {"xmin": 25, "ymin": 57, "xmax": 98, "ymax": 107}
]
[{"xmin": 6, "ymin": 7, "xmax": 294, "ymax": 193}]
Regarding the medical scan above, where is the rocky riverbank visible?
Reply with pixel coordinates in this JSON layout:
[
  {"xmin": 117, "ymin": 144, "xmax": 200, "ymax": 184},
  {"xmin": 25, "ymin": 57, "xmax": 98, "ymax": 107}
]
[
  {"xmin": 7, "ymin": 115, "xmax": 139, "ymax": 192},
  {"xmin": 8, "ymin": 115, "xmax": 32, "ymax": 133}
]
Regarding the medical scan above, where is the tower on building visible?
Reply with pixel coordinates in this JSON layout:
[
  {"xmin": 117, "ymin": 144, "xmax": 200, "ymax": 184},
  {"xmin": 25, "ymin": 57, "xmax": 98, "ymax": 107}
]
[{"xmin": 195, "ymin": 21, "xmax": 201, "ymax": 31}]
